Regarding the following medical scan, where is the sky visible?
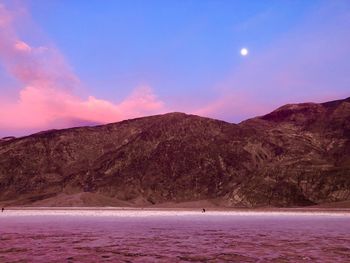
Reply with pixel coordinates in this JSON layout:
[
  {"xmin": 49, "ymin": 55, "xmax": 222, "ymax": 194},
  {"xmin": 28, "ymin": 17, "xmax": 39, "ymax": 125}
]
[{"xmin": 0, "ymin": 0, "xmax": 349, "ymax": 137}]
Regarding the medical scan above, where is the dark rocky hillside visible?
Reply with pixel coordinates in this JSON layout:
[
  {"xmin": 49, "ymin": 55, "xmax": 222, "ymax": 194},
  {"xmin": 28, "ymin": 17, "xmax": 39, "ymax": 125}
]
[{"xmin": 0, "ymin": 97, "xmax": 349, "ymax": 207}]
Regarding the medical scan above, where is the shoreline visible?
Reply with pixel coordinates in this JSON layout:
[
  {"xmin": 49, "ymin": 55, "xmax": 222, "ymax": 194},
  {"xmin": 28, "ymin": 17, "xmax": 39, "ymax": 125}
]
[{"xmin": 2, "ymin": 206, "xmax": 350, "ymax": 216}]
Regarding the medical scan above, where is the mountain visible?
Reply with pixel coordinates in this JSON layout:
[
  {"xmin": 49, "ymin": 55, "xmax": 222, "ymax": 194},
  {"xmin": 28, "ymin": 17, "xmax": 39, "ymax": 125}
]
[{"xmin": 0, "ymin": 97, "xmax": 349, "ymax": 207}]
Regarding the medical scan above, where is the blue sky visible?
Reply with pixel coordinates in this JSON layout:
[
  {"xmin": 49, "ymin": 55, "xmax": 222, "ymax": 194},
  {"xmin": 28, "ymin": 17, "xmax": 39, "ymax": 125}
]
[
  {"xmin": 0, "ymin": 0, "xmax": 349, "ymax": 136},
  {"xmin": 26, "ymin": 0, "xmax": 319, "ymax": 100}
]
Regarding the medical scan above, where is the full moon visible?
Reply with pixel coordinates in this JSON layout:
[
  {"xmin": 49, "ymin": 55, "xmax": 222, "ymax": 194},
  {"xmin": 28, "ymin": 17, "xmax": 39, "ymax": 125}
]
[{"xmin": 240, "ymin": 48, "xmax": 248, "ymax": 56}]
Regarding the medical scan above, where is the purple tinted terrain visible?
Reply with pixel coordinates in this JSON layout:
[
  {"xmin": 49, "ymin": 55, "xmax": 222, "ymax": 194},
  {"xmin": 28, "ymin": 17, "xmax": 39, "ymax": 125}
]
[
  {"xmin": 0, "ymin": 210, "xmax": 349, "ymax": 262},
  {"xmin": 1, "ymin": 97, "xmax": 350, "ymax": 208}
]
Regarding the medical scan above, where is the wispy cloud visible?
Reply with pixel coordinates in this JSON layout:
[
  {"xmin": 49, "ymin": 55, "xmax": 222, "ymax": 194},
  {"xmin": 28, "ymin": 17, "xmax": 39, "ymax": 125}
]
[
  {"xmin": 0, "ymin": 3, "xmax": 165, "ymax": 136},
  {"xmin": 194, "ymin": 1, "xmax": 350, "ymax": 122},
  {"xmin": 0, "ymin": 2, "xmax": 349, "ymax": 136}
]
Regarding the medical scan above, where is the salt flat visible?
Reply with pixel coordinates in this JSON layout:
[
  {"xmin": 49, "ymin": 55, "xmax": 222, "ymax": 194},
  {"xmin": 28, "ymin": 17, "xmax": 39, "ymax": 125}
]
[
  {"xmin": 0, "ymin": 209, "xmax": 349, "ymax": 262},
  {"xmin": 2, "ymin": 207, "xmax": 350, "ymax": 217}
]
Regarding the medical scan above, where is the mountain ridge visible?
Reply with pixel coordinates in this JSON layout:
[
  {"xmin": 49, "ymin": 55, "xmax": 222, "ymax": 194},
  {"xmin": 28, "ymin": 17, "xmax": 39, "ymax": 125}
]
[{"xmin": 0, "ymin": 97, "xmax": 349, "ymax": 207}]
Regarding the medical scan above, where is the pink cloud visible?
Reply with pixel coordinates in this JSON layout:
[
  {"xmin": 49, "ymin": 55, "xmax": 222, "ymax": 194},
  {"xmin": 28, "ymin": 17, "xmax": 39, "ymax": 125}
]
[
  {"xmin": 0, "ymin": 85, "xmax": 164, "ymax": 130},
  {"xmin": 192, "ymin": 90, "xmax": 270, "ymax": 122},
  {"xmin": 1, "ymin": 2, "xmax": 349, "ymax": 137},
  {"xmin": 0, "ymin": 4, "xmax": 165, "ymax": 136},
  {"xmin": 14, "ymin": 40, "xmax": 31, "ymax": 52},
  {"xmin": 0, "ymin": 4, "xmax": 11, "ymax": 27}
]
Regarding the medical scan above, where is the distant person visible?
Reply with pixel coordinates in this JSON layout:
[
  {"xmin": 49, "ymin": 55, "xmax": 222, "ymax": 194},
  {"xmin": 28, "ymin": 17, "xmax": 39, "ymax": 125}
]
[
  {"xmin": 1, "ymin": 208, "xmax": 4, "ymax": 212},
  {"xmin": 202, "ymin": 208, "xmax": 206, "ymax": 213}
]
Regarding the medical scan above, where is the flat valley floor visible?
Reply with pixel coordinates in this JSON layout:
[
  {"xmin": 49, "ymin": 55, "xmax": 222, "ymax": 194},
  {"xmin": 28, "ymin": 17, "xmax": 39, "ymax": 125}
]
[{"xmin": 0, "ymin": 209, "xmax": 349, "ymax": 262}]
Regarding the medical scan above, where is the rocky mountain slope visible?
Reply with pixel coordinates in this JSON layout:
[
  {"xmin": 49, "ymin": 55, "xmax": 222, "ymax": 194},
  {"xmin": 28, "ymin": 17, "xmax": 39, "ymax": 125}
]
[{"xmin": 0, "ymin": 97, "xmax": 349, "ymax": 207}]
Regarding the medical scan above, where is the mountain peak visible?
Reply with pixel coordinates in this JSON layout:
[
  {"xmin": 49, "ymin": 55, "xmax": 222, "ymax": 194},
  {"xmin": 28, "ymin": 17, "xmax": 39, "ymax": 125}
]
[{"xmin": 0, "ymin": 97, "xmax": 349, "ymax": 207}]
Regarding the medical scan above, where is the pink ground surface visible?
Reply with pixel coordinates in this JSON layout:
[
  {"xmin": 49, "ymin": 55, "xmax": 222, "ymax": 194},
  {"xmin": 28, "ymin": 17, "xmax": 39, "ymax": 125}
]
[{"xmin": 0, "ymin": 210, "xmax": 349, "ymax": 262}]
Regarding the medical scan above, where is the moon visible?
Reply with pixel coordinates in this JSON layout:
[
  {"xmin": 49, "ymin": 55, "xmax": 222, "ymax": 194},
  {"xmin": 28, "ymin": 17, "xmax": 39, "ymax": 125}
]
[{"xmin": 240, "ymin": 48, "xmax": 248, "ymax": 56}]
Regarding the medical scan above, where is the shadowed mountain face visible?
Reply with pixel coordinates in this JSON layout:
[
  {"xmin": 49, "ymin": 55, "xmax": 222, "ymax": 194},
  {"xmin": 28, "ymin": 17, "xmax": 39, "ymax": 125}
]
[{"xmin": 0, "ymin": 97, "xmax": 349, "ymax": 207}]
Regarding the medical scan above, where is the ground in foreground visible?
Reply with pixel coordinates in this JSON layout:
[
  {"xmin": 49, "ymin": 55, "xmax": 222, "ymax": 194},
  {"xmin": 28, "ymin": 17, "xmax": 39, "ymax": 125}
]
[{"xmin": 0, "ymin": 209, "xmax": 349, "ymax": 262}]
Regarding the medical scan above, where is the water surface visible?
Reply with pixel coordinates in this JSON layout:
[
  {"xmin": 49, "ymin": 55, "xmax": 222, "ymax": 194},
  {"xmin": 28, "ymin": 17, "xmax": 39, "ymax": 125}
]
[{"xmin": 0, "ymin": 210, "xmax": 349, "ymax": 262}]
